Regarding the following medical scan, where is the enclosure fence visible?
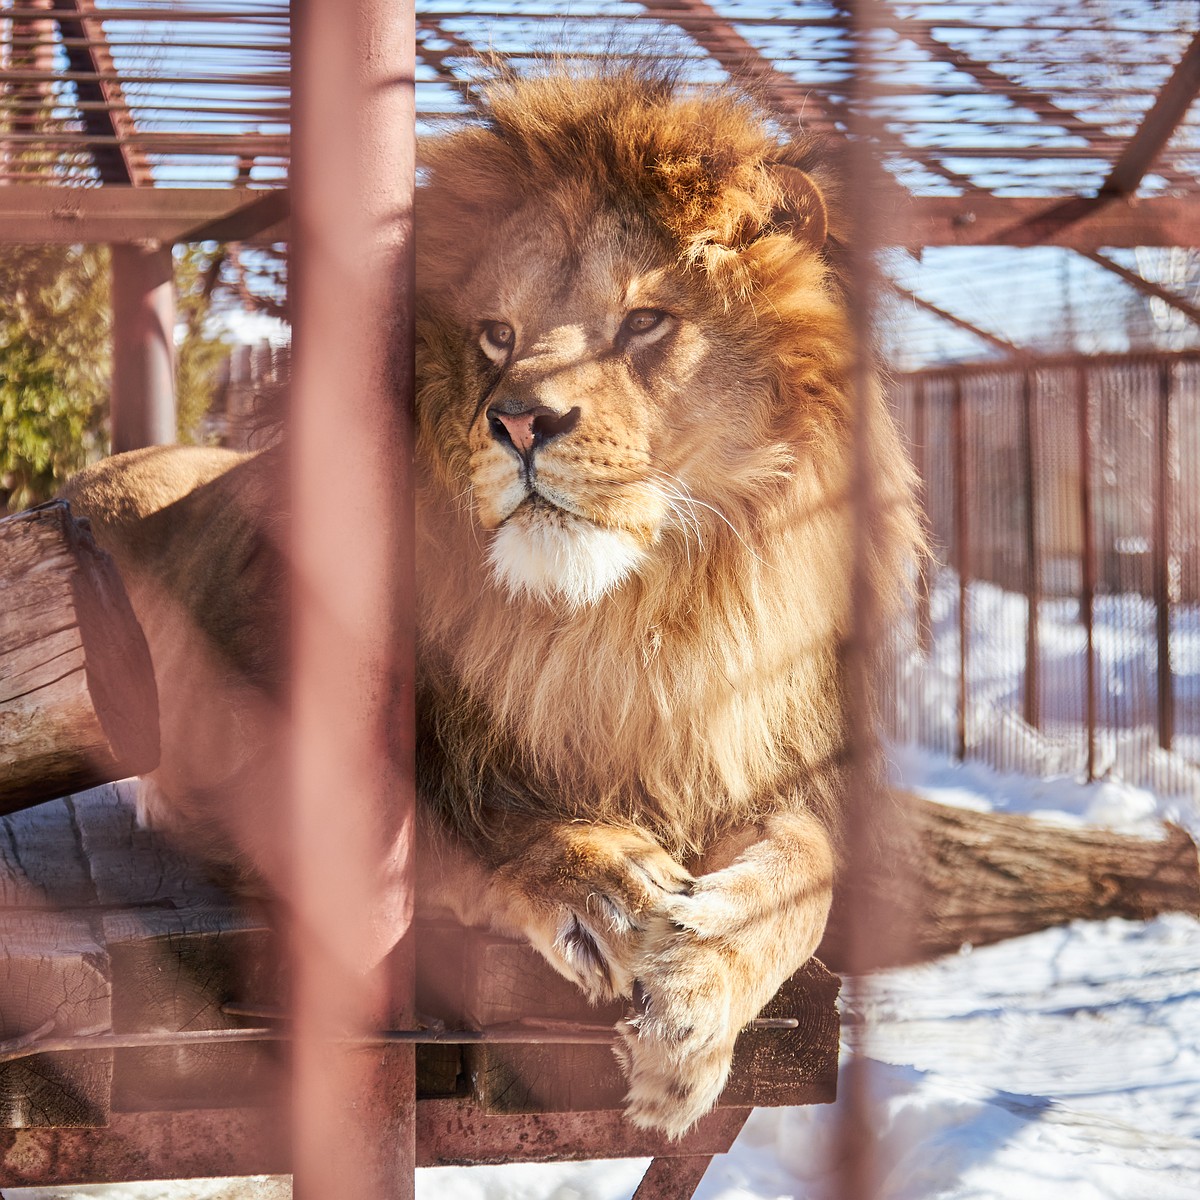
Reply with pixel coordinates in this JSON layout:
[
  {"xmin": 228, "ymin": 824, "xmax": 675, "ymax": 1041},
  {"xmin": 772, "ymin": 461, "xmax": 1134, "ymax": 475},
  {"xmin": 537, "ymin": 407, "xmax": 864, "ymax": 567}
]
[{"xmin": 884, "ymin": 351, "xmax": 1200, "ymax": 799}]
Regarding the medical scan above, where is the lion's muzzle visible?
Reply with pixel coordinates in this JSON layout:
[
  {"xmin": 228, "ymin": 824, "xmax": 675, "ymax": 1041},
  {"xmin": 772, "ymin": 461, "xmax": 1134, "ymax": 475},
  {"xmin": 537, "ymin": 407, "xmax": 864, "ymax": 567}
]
[{"xmin": 487, "ymin": 401, "xmax": 581, "ymax": 460}]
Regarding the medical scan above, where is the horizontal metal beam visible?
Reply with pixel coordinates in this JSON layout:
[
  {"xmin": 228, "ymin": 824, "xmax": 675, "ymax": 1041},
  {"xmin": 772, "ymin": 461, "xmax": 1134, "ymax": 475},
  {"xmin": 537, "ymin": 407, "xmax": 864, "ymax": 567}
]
[
  {"xmin": 909, "ymin": 194, "xmax": 1200, "ymax": 248},
  {"xmin": 0, "ymin": 185, "xmax": 288, "ymax": 244},
  {"xmin": 0, "ymin": 187, "xmax": 1194, "ymax": 249},
  {"xmin": 0, "ymin": 1101, "xmax": 748, "ymax": 1186}
]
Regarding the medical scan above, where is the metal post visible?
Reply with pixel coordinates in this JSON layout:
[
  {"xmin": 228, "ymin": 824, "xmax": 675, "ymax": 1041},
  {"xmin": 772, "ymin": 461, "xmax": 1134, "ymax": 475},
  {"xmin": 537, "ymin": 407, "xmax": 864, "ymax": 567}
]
[
  {"xmin": 290, "ymin": 0, "xmax": 416, "ymax": 1197},
  {"xmin": 1020, "ymin": 369, "xmax": 1041, "ymax": 730},
  {"xmin": 110, "ymin": 242, "xmax": 176, "ymax": 452},
  {"xmin": 1077, "ymin": 365, "xmax": 1097, "ymax": 781},
  {"xmin": 1154, "ymin": 359, "xmax": 1175, "ymax": 751},
  {"xmin": 913, "ymin": 377, "xmax": 933, "ymax": 655},
  {"xmin": 952, "ymin": 377, "xmax": 969, "ymax": 762}
]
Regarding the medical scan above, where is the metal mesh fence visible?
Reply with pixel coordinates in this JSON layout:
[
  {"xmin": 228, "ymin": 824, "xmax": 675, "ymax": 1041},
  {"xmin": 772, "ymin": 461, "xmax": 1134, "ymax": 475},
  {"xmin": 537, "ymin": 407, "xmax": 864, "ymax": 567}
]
[{"xmin": 886, "ymin": 351, "xmax": 1200, "ymax": 798}]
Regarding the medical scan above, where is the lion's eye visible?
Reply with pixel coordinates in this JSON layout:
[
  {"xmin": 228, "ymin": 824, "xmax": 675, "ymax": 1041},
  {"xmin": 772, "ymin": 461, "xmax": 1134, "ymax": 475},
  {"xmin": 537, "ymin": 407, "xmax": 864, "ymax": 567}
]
[
  {"xmin": 622, "ymin": 309, "xmax": 668, "ymax": 337},
  {"xmin": 480, "ymin": 321, "xmax": 515, "ymax": 356}
]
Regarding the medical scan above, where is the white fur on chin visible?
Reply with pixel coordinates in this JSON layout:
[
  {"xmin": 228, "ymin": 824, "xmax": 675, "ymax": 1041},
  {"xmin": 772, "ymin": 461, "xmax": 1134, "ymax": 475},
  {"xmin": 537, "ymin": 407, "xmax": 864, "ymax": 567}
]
[{"xmin": 487, "ymin": 510, "xmax": 645, "ymax": 607}]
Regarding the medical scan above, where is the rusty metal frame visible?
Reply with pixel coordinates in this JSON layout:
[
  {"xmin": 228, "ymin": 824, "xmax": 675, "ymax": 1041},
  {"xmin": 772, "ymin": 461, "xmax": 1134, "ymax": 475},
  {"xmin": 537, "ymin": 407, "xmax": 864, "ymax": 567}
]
[
  {"xmin": 1100, "ymin": 30, "xmax": 1200, "ymax": 199},
  {"xmin": 0, "ymin": 1103, "xmax": 750, "ymax": 1188},
  {"xmin": 892, "ymin": 283, "xmax": 1026, "ymax": 357},
  {"xmin": 47, "ymin": 0, "xmax": 150, "ymax": 184}
]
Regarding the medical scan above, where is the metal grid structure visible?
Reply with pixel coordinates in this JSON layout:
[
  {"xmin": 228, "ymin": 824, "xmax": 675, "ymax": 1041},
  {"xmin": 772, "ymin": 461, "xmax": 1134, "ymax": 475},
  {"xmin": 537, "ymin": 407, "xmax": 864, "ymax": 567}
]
[
  {"xmin": 0, "ymin": 0, "xmax": 288, "ymax": 187},
  {"xmin": 2, "ymin": 2, "xmax": 1199, "ymax": 363}
]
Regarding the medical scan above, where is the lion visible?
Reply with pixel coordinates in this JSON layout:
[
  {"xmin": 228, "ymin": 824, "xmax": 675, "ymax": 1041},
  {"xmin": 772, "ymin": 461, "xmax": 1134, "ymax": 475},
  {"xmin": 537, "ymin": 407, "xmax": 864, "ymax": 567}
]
[{"xmin": 64, "ymin": 67, "xmax": 921, "ymax": 1137}]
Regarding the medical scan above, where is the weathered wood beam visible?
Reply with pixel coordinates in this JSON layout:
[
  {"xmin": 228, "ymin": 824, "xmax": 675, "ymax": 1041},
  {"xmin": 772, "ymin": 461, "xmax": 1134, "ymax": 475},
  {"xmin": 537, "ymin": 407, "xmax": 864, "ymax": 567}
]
[
  {"xmin": 0, "ymin": 185, "xmax": 288, "ymax": 244},
  {"xmin": 1101, "ymin": 28, "xmax": 1200, "ymax": 197},
  {"xmin": 0, "ymin": 502, "xmax": 159, "ymax": 812}
]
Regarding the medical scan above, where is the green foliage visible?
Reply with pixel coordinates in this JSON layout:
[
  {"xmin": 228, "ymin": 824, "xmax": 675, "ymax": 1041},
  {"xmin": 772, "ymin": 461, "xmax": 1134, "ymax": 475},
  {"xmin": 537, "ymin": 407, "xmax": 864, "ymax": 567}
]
[
  {"xmin": 0, "ymin": 242, "xmax": 234, "ymax": 512},
  {"xmin": 175, "ymin": 243, "xmax": 231, "ymax": 445},
  {"xmin": 0, "ymin": 245, "xmax": 110, "ymax": 510}
]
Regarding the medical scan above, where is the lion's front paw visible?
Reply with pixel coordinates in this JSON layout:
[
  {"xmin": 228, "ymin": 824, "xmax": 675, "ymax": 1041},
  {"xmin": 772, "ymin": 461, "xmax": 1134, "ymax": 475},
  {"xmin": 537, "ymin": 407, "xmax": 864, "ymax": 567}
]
[
  {"xmin": 499, "ymin": 825, "xmax": 693, "ymax": 1003},
  {"xmin": 615, "ymin": 936, "xmax": 741, "ymax": 1139}
]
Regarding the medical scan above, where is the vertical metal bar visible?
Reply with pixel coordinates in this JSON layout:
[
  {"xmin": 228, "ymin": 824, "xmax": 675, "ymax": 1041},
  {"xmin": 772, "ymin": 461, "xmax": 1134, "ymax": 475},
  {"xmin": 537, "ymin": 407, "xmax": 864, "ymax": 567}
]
[
  {"xmin": 952, "ymin": 377, "xmax": 969, "ymax": 762},
  {"xmin": 1077, "ymin": 365, "xmax": 1097, "ymax": 781},
  {"xmin": 1020, "ymin": 368, "xmax": 1041, "ymax": 730},
  {"xmin": 633, "ymin": 1156, "xmax": 714, "ymax": 1200},
  {"xmin": 110, "ymin": 242, "xmax": 176, "ymax": 452},
  {"xmin": 1154, "ymin": 358, "xmax": 1175, "ymax": 751},
  {"xmin": 913, "ymin": 377, "xmax": 933, "ymax": 655},
  {"xmin": 834, "ymin": 4, "xmax": 917, "ymax": 1199},
  {"xmin": 290, "ymin": 0, "xmax": 416, "ymax": 1197}
]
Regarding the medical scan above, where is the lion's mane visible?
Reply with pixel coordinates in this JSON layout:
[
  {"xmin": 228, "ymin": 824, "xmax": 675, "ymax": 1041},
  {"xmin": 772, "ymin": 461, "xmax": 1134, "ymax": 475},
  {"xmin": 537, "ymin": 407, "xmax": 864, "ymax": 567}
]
[{"xmin": 413, "ymin": 68, "xmax": 922, "ymax": 867}]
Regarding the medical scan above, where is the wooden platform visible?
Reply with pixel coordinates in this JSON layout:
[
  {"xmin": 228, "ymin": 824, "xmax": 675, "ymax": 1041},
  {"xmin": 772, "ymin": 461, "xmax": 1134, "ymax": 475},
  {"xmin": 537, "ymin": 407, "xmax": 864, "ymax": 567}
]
[{"xmin": 0, "ymin": 782, "xmax": 840, "ymax": 1189}]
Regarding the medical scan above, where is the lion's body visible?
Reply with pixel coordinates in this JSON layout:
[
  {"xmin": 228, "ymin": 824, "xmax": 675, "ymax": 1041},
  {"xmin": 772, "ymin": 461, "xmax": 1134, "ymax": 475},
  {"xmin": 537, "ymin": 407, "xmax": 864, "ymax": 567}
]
[{"xmin": 65, "ymin": 68, "xmax": 920, "ymax": 1137}]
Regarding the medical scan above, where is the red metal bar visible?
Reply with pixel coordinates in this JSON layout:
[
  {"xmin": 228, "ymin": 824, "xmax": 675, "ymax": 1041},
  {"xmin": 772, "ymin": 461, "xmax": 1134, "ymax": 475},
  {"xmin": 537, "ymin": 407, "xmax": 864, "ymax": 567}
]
[
  {"xmin": 1154, "ymin": 360, "xmax": 1176, "ymax": 751},
  {"xmin": 1021, "ymin": 370, "xmax": 1041, "ymax": 730},
  {"xmin": 0, "ymin": 1102, "xmax": 749, "ymax": 1185},
  {"xmin": 633, "ymin": 1155, "xmax": 715, "ymax": 1199},
  {"xmin": 914, "ymin": 378, "xmax": 932, "ymax": 655},
  {"xmin": 1100, "ymin": 29, "xmax": 1200, "ymax": 197},
  {"xmin": 1078, "ymin": 249, "xmax": 1200, "ymax": 329},
  {"xmin": 1077, "ymin": 366, "xmax": 1098, "ymax": 781},
  {"xmin": 109, "ymin": 243, "xmax": 176, "ymax": 452},
  {"xmin": 952, "ymin": 377, "xmax": 969, "ymax": 761},
  {"xmin": 289, "ymin": 0, "xmax": 417, "ymax": 1198}
]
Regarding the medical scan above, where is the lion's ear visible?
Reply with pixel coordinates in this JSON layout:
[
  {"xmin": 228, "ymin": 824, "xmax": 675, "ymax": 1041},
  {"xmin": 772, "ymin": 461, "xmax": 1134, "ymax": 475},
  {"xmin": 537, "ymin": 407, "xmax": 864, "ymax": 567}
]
[{"xmin": 763, "ymin": 164, "xmax": 829, "ymax": 252}]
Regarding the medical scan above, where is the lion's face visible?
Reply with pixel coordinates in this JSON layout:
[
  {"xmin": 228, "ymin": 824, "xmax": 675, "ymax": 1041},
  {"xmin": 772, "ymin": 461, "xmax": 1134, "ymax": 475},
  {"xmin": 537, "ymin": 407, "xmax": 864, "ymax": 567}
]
[{"xmin": 422, "ymin": 199, "xmax": 780, "ymax": 608}]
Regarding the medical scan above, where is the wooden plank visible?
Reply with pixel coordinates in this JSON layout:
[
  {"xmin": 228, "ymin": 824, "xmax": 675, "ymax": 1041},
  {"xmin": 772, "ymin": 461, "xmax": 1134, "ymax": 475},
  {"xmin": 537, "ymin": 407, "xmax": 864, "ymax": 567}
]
[
  {"xmin": 0, "ymin": 502, "xmax": 159, "ymax": 811},
  {"xmin": 71, "ymin": 781, "xmax": 228, "ymax": 909},
  {"xmin": 462, "ymin": 930, "xmax": 839, "ymax": 1115}
]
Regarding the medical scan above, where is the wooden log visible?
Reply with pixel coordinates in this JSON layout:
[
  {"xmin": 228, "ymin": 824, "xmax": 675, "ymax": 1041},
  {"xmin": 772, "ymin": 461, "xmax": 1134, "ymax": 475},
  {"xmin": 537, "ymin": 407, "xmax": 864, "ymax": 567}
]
[
  {"xmin": 821, "ymin": 792, "xmax": 1200, "ymax": 971},
  {"xmin": 0, "ymin": 501, "xmax": 159, "ymax": 811}
]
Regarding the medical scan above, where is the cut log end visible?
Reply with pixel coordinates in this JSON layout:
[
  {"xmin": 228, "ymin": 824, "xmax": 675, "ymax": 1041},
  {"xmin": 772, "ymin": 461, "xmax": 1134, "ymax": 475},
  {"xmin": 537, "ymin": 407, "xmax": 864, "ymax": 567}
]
[{"xmin": 0, "ymin": 501, "xmax": 159, "ymax": 812}]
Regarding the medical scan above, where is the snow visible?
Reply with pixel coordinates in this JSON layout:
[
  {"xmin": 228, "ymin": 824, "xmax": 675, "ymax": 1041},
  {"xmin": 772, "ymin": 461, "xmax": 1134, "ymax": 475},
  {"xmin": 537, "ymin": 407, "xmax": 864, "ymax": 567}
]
[{"xmin": 887, "ymin": 571, "xmax": 1200, "ymax": 806}]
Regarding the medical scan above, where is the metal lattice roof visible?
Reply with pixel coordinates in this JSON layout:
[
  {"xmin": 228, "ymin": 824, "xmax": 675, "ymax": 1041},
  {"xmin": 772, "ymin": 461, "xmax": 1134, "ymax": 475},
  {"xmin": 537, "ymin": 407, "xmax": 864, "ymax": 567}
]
[{"xmin": 2, "ymin": 0, "xmax": 1200, "ymax": 364}]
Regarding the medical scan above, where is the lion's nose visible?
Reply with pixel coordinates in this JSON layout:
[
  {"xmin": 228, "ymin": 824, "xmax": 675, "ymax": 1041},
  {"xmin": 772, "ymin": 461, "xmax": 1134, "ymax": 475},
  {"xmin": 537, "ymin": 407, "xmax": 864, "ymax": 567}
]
[{"xmin": 487, "ymin": 405, "xmax": 581, "ymax": 456}]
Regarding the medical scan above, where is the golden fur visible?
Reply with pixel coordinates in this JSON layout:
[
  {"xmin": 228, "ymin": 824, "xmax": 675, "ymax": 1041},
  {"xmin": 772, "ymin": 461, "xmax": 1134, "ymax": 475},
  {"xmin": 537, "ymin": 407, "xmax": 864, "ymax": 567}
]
[{"xmin": 65, "ymin": 68, "xmax": 921, "ymax": 1137}]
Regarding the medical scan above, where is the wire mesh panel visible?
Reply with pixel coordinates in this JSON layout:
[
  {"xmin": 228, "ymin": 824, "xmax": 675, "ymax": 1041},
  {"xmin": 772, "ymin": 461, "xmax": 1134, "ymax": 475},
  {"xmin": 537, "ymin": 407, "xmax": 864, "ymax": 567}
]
[{"xmin": 888, "ymin": 351, "xmax": 1200, "ymax": 800}]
